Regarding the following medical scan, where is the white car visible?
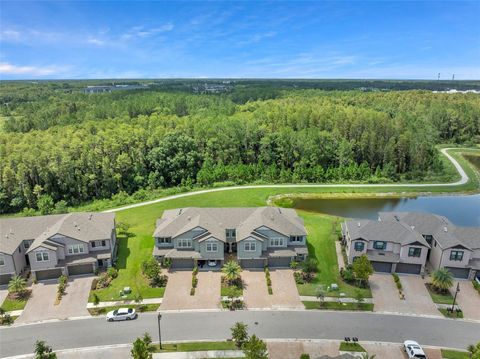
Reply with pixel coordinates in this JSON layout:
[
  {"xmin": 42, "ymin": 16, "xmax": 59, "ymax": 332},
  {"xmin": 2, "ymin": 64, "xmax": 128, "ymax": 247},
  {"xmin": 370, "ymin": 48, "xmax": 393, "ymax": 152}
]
[
  {"xmin": 207, "ymin": 260, "xmax": 217, "ymax": 267},
  {"xmin": 404, "ymin": 340, "xmax": 427, "ymax": 358},
  {"xmin": 106, "ymin": 308, "xmax": 137, "ymax": 322}
]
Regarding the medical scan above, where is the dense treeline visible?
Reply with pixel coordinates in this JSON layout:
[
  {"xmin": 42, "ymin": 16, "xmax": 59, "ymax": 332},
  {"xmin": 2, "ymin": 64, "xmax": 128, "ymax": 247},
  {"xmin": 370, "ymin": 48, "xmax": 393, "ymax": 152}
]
[{"xmin": 1, "ymin": 84, "xmax": 479, "ymax": 214}]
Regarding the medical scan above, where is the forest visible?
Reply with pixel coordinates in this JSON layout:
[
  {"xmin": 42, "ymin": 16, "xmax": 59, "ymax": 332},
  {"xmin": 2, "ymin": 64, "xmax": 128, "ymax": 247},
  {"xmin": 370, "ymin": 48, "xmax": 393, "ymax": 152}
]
[{"xmin": 1, "ymin": 80, "xmax": 479, "ymax": 214}]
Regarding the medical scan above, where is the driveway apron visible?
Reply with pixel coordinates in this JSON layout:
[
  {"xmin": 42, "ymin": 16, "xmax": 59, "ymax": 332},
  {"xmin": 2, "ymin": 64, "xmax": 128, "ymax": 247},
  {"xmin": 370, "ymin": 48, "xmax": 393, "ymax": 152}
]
[{"xmin": 454, "ymin": 281, "xmax": 480, "ymax": 320}]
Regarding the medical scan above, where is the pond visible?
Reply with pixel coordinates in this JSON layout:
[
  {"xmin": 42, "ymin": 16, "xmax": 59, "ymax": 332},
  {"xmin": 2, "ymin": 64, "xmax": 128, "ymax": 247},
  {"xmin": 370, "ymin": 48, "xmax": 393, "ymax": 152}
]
[{"xmin": 293, "ymin": 194, "xmax": 480, "ymax": 227}]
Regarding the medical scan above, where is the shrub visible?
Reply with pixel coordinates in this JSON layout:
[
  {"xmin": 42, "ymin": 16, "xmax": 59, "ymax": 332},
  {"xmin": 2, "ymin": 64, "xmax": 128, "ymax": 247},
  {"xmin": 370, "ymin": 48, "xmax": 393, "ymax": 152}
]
[
  {"xmin": 137, "ymin": 305, "xmax": 147, "ymax": 312},
  {"xmin": 96, "ymin": 273, "xmax": 112, "ymax": 289},
  {"xmin": 473, "ymin": 280, "xmax": 480, "ymax": 295},
  {"xmin": 190, "ymin": 288, "xmax": 195, "ymax": 296},
  {"xmin": 92, "ymin": 293, "xmax": 100, "ymax": 306},
  {"xmin": 192, "ymin": 276, "xmax": 198, "ymax": 288},
  {"xmin": 266, "ymin": 277, "xmax": 272, "ymax": 287},
  {"xmin": 107, "ymin": 267, "xmax": 118, "ymax": 279},
  {"xmin": 290, "ymin": 261, "xmax": 298, "ymax": 270},
  {"xmin": 230, "ymin": 322, "xmax": 248, "ymax": 348},
  {"xmin": 340, "ymin": 267, "xmax": 355, "ymax": 283},
  {"xmin": 141, "ymin": 258, "xmax": 161, "ymax": 280},
  {"xmin": 91, "ymin": 278, "xmax": 99, "ymax": 290},
  {"xmin": 193, "ymin": 266, "xmax": 199, "ymax": 275},
  {"xmin": 0, "ymin": 312, "xmax": 13, "ymax": 326},
  {"xmin": 300, "ymin": 354, "xmax": 311, "ymax": 359},
  {"xmin": 302, "ymin": 258, "xmax": 319, "ymax": 274},
  {"xmin": 392, "ymin": 273, "xmax": 400, "ymax": 283},
  {"xmin": 294, "ymin": 271, "xmax": 305, "ymax": 284},
  {"xmin": 268, "ymin": 286, "xmax": 273, "ymax": 295},
  {"xmin": 135, "ymin": 293, "xmax": 143, "ymax": 303},
  {"xmin": 94, "ymin": 268, "xmax": 99, "ymax": 276},
  {"xmin": 151, "ymin": 274, "xmax": 168, "ymax": 288}
]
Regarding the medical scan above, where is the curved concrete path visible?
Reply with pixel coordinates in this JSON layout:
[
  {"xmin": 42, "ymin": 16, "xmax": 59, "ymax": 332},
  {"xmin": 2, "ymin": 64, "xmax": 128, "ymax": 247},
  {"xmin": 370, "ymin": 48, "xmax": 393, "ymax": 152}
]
[{"xmin": 103, "ymin": 148, "xmax": 472, "ymax": 213}]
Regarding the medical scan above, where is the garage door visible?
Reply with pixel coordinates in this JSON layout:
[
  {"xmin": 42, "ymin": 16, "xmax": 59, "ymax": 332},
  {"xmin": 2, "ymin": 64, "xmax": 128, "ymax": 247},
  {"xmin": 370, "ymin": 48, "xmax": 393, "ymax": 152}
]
[
  {"xmin": 67, "ymin": 264, "xmax": 93, "ymax": 276},
  {"xmin": 35, "ymin": 268, "xmax": 63, "ymax": 281},
  {"xmin": 268, "ymin": 257, "xmax": 292, "ymax": 268},
  {"xmin": 371, "ymin": 261, "xmax": 393, "ymax": 273},
  {"xmin": 0, "ymin": 274, "xmax": 12, "ymax": 285},
  {"xmin": 241, "ymin": 259, "xmax": 265, "ymax": 269},
  {"xmin": 396, "ymin": 263, "xmax": 422, "ymax": 275},
  {"xmin": 445, "ymin": 267, "xmax": 470, "ymax": 279},
  {"xmin": 170, "ymin": 259, "xmax": 194, "ymax": 270}
]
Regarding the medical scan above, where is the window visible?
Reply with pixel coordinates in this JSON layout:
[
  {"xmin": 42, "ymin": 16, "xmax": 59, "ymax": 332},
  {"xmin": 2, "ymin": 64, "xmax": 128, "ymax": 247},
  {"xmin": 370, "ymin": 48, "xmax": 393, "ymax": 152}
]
[
  {"xmin": 24, "ymin": 241, "xmax": 30, "ymax": 249},
  {"xmin": 450, "ymin": 250, "xmax": 464, "ymax": 261},
  {"xmin": 101, "ymin": 240, "xmax": 106, "ymax": 247},
  {"xmin": 18, "ymin": 247, "xmax": 22, "ymax": 253},
  {"xmin": 244, "ymin": 242, "xmax": 256, "ymax": 251},
  {"xmin": 158, "ymin": 237, "xmax": 172, "ymax": 244},
  {"xmin": 373, "ymin": 241, "xmax": 387, "ymax": 250},
  {"xmin": 68, "ymin": 244, "xmax": 85, "ymax": 254},
  {"xmin": 290, "ymin": 236, "xmax": 303, "ymax": 242},
  {"xmin": 36, "ymin": 251, "xmax": 49, "ymax": 262},
  {"xmin": 354, "ymin": 242, "xmax": 365, "ymax": 251},
  {"xmin": 206, "ymin": 242, "xmax": 218, "ymax": 252},
  {"xmin": 0, "ymin": 255, "xmax": 4, "ymax": 266},
  {"xmin": 177, "ymin": 239, "xmax": 192, "ymax": 248},
  {"xmin": 408, "ymin": 247, "xmax": 422, "ymax": 257},
  {"xmin": 270, "ymin": 238, "xmax": 285, "ymax": 247},
  {"xmin": 226, "ymin": 229, "xmax": 236, "ymax": 239}
]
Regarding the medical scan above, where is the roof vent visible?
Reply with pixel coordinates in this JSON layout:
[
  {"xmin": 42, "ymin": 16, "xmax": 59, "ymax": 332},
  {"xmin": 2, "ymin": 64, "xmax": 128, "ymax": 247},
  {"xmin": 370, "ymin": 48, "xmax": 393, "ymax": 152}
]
[
  {"xmin": 187, "ymin": 216, "xmax": 191, "ymax": 221},
  {"xmin": 73, "ymin": 221, "xmax": 77, "ymax": 227},
  {"xmin": 88, "ymin": 214, "xmax": 93, "ymax": 220},
  {"xmin": 444, "ymin": 226, "xmax": 448, "ymax": 232},
  {"xmin": 411, "ymin": 226, "xmax": 415, "ymax": 230},
  {"xmin": 357, "ymin": 222, "xmax": 361, "ymax": 227}
]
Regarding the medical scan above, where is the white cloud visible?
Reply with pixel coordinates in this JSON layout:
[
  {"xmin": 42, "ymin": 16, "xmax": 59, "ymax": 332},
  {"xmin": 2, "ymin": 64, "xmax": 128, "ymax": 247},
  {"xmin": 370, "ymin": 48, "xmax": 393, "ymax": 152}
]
[
  {"xmin": 0, "ymin": 62, "xmax": 68, "ymax": 77},
  {"xmin": 86, "ymin": 37, "xmax": 106, "ymax": 46},
  {"xmin": 0, "ymin": 29, "xmax": 21, "ymax": 41},
  {"xmin": 120, "ymin": 24, "xmax": 174, "ymax": 41}
]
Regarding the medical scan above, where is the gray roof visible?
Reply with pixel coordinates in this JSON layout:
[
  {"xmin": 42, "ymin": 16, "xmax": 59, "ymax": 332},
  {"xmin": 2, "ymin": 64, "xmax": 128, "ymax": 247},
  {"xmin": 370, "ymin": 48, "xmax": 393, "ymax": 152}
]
[
  {"xmin": 379, "ymin": 211, "xmax": 480, "ymax": 250},
  {"xmin": 344, "ymin": 219, "xmax": 430, "ymax": 247},
  {"xmin": 154, "ymin": 207, "xmax": 306, "ymax": 242},
  {"xmin": 0, "ymin": 213, "xmax": 115, "ymax": 255}
]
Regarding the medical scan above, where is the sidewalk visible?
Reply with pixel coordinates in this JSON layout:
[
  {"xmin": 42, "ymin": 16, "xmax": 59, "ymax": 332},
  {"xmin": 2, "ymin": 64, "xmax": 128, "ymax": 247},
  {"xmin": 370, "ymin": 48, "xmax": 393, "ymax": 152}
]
[
  {"xmin": 86, "ymin": 297, "xmax": 162, "ymax": 309},
  {"xmin": 335, "ymin": 242, "xmax": 346, "ymax": 271}
]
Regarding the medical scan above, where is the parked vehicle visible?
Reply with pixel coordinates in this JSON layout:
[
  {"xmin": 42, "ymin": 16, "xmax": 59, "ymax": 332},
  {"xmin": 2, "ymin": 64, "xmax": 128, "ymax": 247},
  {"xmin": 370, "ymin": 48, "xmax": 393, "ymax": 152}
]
[
  {"xmin": 106, "ymin": 308, "xmax": 137, "ymax": 322},
  {"xmin": 404, "ymin": 340, "xmax": 427, "ymax": 358},
  {"xmin": 208, "ymin": 260, "xmax": 217, "ymax": 267}
]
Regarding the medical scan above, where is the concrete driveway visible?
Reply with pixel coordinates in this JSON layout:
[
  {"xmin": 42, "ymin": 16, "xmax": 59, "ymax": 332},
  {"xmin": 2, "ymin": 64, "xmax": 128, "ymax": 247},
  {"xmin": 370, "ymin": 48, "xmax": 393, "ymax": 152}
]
[
  {"xmin": 0, "ymin": 287, "xmax": 9, "ymax": 308},
  {"xmin": 16, "ymin": 276, "xmax": 92, "ymax": 324},
  {"xmin": 242, "ymin": 269, "xmax": 302, "ymax": 309},
  {"xmin": 370, "ymin": 274, "xmax": 438, "ymax": 316},
  {"xmin": 160, "ymin": 271, "xmax": 221, "ymax": 310},
  {"xmin": 454, "ymin": 281, "xmax": 480, "ymax": 320}
]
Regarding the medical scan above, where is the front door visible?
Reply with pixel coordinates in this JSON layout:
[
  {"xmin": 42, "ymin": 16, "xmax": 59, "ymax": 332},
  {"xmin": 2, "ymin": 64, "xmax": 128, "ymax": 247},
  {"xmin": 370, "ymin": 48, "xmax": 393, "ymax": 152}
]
[{"xmin": 25, "ymin": 254, "xmax": 30, "ymax": 266}]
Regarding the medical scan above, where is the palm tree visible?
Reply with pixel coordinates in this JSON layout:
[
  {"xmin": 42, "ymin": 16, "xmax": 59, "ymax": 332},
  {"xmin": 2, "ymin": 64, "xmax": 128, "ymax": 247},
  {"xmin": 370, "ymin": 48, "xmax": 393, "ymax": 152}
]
[
  {"xmin": 222, "ymin": 261, "xmax": 242, "ymax": 284},
  {"xmin": 8, "ymin": 275, "xmax": 27, "ymax": 296},
  {"xmin": 360, "ymin": 353, "xmax": 376, "ymax": 359},
  {"xmin": 431, "ymin": 268, "xmax": 454, "ymax": 293},
  {"xmin": 34, "ymin": 340, "xmax": 56, "ymax": 359}
]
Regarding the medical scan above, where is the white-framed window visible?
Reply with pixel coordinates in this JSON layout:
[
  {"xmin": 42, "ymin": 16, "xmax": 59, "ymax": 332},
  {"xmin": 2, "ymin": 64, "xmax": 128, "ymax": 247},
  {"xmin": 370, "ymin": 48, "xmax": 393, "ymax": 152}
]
[
  {"xmin": 158, "ymin": 237, "xmax": 172, "ymax": 244},
  {"xmin": 92, "ymin": 240, "xmax": 107, "ymax": 248},
  {"xmin": 270, "ymin": 238, "xmax": 285, "ymax": 247},
  {"xmin": 177, "ymin": 239, "xmax": 192, "ymax": 248},
  {"xmin": 68, "ymin": 244, "xmax": 85, "ymax": 254},
  {"xmin": 290, "ymin": 236, "xmax": 303, "ymax": 242},
  {"xmin": 244, "ymin": 242, "xmax": 256, "ymax": 251},
  {"xmin": 206, "ymin": 242, "xmax": 218, "ymax": 252},
  {"xmin": 35, "ymin": 251, "xmax": 49, "ymax": 262},
  {"xmin": 226, "ymin": 229, "xmax": 236, "ymax": 239},
  {"xmin": 0, "ymin": 255, "xmax": 5, "ymax": 266}
]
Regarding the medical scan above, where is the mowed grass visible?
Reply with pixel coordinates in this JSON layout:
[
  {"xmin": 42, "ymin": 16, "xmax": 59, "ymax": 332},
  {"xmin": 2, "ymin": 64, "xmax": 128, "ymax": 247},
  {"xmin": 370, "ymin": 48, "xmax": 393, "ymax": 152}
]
[
  {"xmin": 303, "ymin": 301, "xmax": 374, "ymax": 311},
  {"xmin": 425, "ymin": 284, "xmax": 454, "ymax": 304},
  {"xmin": 296, "ymin": 212, "xmax": 372, "ymax": 298},
  {"xmin": 0, "ymin": 296, "xmax": 28, "ymax": 312},
  {"xmin": 155, "ymin": 341, "xmax": 237, "ymax": 352},
  {"xmin": 441, "ymin": 349, "xmax": 470, "ymax": 359}
]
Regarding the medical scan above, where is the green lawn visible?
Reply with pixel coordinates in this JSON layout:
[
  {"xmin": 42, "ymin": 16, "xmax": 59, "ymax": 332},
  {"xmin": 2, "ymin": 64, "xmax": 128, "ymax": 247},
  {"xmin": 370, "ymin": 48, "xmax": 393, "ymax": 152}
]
[
  {"xmin": 438, "ymin": 308, "xmax": 464, "ymax": 319},
  {"xmin": 339, "ymin": 342, "xmax": 366, "ymax": 352},
  {"xmin": 87, "ymin": 303, "xmax": 160, "ymax": 316},
  {"xmin": 0, "ymin": 296, "xmax": 29, "ymax": 312},
  {"xmin": 425, "ymin": 284, "xmax": 454, "ymax": 304},
  {"xmin": 155, "ymin": 341, "xmax": 237, "ymax": 353},
  {"xmin": 303, "ymin": 301, "xmax": 374, "ymax": 311},
  {"xmin": 441, "ymin": 349, "xmax": 470, "ymax": 359},
  {"xmin": 296, "ymin": 212, "xmax": 372, "ymax": 298},
  {"xmin": 221, "ymin": 283, "xmax": 243, "ymax": 297}
]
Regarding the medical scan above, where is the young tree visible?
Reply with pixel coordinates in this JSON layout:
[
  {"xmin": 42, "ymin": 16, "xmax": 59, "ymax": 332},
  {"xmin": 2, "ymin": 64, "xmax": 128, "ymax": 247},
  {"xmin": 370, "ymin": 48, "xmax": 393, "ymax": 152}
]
[
  {"xmin": 354, "ymin": 289, "xmax": 365, "ymax": 308},
  {"xmin": 231, "ymin": 322, "xmax": 249, "ymax": 348},
  {"xmin": 92, "ymin": 293, "xmax": 100, "ymax": 306},
  {"xmin": 431, "ymin": 268, "xmax": 454, "ymax": 293},
  {"xmin": 34, "ymin": 340, "xmax": 57, "ymax": 359},
  {"xmin": 315, "ymin": 285, "xmax": 326, "ymax": 308},
  {"xmin": 222, "ymin": 261, "xmax": 242, "ymax": 284},
  {"xmin": 131, "ymin": 337, "xmax": 152, "ymax": 359},
  {"xmin": 117, "ymin": 221, "xmax": 131, "ymax": 236},
  {"xmin": 243, "ymin": 335, "xmax": 268, "ymax": 359},
  {"xmin": 8, "ymin": 275, "xmax": 27, "ymax": 296},
  {"xmin": 352, "ymin": 255, "xmax": 373, "ymax": 287}
]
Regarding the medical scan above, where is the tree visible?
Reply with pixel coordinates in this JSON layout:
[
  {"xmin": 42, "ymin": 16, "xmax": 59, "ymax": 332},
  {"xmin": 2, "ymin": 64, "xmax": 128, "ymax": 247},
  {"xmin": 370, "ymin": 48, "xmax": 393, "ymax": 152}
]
[
  {"xmin": 222, "ymin": 261, "xmax": 242, "ymax": 284},
  {"xmin": 354, "ymin": 289, "xmax": 365, "ymax": 308},
  {"xmin": 34, "ymin": 340, "xmax": 57, "ymax": 359},
  {"xmin": 243, "ymin": 335, "xmax": 268, "ymax": 359},
  {"xmin": 8, "ymin": 275, "xmax": 27, "ymax": 296},
  {"xmin": 431, "ymin": 268, "xmax": 454, "ymax": 293},
  {"xmin": 117, "ymin": 221, "xmax": 130, "ymax": 236},
  {"xmin": 37, "ymin": 194, "xmax": 55, "ymax": 215},
  {"xmin": 92, "ymin": 293, "xmax": 100, "ymax": 306},
  {"xmin": 315, "ymin": 285, "xmax": 326, "ymax": 308},
  {"xmin": 231, "ymin": 322, "xmax": 249, "ymax": 348},
  {"xmin": 301, "ymin": 258, "xmax": 319, "ymax": 274},
  {"xmin": 467, "ymin": 342, "xmax": 480, "ymax": 359},
  {"xmin": 352, "ymin": 255, "xmax": 373, "ymax": 287},
  {"xmin": 131, "ymin": 336, "xmax": 152, "ymax": 359}
]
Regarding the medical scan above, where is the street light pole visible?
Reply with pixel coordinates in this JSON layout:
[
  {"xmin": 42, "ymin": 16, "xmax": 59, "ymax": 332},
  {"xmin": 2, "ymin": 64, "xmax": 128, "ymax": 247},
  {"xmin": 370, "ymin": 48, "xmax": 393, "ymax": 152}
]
[
  {"xmin": 451, "ymin": 282, "xmax": 460, "ymax": 312},
  {"xmin": 157, "ymin": 313, "xmax": 162, "ymax": 350}
]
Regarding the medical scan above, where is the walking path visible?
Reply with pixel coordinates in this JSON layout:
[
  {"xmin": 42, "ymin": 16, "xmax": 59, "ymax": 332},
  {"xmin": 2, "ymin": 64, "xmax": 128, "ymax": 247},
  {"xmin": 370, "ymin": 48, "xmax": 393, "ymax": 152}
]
[
  {"xmin": 335, "ymin": 242, "xmax": 345, "ymax": 271},
  {"xmin": 103, "ymin": 148, "xmax": 472, "ymax": 213},
  {"xmin": 86, "ymin": 297, "xmax": 162, "ymax": 309}
]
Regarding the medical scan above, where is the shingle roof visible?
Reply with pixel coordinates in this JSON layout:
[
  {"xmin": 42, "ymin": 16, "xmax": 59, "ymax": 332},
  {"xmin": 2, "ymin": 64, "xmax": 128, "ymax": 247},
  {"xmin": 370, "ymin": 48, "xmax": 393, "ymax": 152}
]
[
  {"xmin": 345, "ymin": 219, "xmax": 430, "ymax": 247},
  {"xmin": 0, "ymin": 213, "xmax": 115, "ymax": 255},
  {"xmin": 153, "ymin": 207, "xmax": 306, "ymax": 242}
]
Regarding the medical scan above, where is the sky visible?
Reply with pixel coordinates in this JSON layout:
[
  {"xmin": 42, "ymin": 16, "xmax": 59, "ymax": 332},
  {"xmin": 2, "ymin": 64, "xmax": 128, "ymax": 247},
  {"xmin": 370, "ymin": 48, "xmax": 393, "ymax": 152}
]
[{"xmin": 0, "ymin": 1, "xmax": 479, "ymax": 80}]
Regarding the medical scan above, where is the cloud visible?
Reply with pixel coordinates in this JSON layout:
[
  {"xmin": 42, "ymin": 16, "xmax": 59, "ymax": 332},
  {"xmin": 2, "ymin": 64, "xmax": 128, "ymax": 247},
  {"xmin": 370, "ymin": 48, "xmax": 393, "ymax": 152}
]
[
  {"xmin": 0, "ymin": 29, "xmax": 21, "ymax": 41},
  {"xmin": 0, "ymin": 62, "xmax": 68, "ymax": 76},
  {"xmin": 86, "ymin": 37, "xmax": 106, "ymax": 46},
  {"xmin": 120, "ymin": 24, "xmax": 174, "ymax": 41},
  {"xmin": 239, "ymin": 31, "xmax": 277, "ymax": 45}
]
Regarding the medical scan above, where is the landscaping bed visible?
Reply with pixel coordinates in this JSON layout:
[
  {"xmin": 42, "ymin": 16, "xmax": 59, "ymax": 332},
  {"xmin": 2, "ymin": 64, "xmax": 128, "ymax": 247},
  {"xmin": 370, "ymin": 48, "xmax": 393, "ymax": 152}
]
[
  {"xmin": 87, "ymin": 303, "xmax": 160, "ymax": 316},
  {"xmin": 154, "ymin": 341, "xmax": 237, "ymax": 353},
  {"xmin": 0, "ymin": 291, "xmax": 30, "ymax": 312},
  {"xmin": 339, "ymin": 342, "xmax": 366, "ymax": 352},
  {"xmin": 438, "ymin": 308, "xmax": 464, "ymax": 319},
  {"xmin": 425, "ymin": 283, "xmax": 454, "ymax": 304},
  {"xmin": 441, "ymin": 349, "xmax": 470, "ymax": 359},
  {"xmin": 303, "ymin": 301, "xmax": 374, "ymax": 311}
]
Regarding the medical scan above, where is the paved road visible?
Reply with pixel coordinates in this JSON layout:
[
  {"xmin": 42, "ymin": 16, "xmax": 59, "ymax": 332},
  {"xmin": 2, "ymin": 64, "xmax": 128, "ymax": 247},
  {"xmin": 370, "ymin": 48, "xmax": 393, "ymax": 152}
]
[
  {"xmin": 1, "ymin": 311, "xmax": 479, "ymax": 357},
  {"xmin": 103, "ymin": 148, "xmax": 471, "ymax": 213}
]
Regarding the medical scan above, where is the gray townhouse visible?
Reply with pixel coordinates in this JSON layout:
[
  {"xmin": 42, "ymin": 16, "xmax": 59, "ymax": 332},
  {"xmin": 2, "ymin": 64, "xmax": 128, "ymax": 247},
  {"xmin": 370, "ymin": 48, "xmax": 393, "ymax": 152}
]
[
  {"xmin": 341, "ymin": 211, "xmax": 480, "ymax": 280},
  {"xmin": 0, "ymin": 212, "xmax": 116, "ymax": 283},
  {"xmin": 153, "ymin": 207, "xmax": 308, "ymax": 269}
]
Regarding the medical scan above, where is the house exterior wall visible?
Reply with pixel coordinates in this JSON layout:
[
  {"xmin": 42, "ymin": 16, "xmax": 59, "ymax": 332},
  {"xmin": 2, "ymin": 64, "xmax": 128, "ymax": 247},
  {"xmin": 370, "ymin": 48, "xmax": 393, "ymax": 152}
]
[
  {"xmin": 347, "ymin": 239, "xmax": 367, "ymax": 264},
  {"xmin": 237, "ymin": 237, "xmax": 263, "ymax": 259},
  {"xmin": 88, "ymin": 239, "xmax": 111, "ymax": 252},
  {"xmin": 198, "ymin": 238, "xmax": 224, "ymax": 260},
  {"xmin": 288, "ymin": 235, "xmax": 306, "ymax": 246},
  {"xmin": 366, "ymin": 241, "xmax": 396, "ymax": 252},
  {"xmin": 0, "ymin": 253, "xmax": 16, "ymax": 275},
  {"xmin": 399, "ymin": 245, "xmax": 428, "ymax": 265},
  {"xmin": 11, "ymin": 244, "xmax": 27, "ymax": 274},
  {"xmin": 429, "ymin": 240, "xmax": 444, "ymax": 269},
  {"xmin": 440, "ymin": 248, "xmax": 471, "ymax": 268},
  {"xmin": 29, "ymin": 247, "xmax": 58, "ymax": 270},
  {"xmin": 49, "ymin": 234, "xmax": 88, "ymax": 257}
]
